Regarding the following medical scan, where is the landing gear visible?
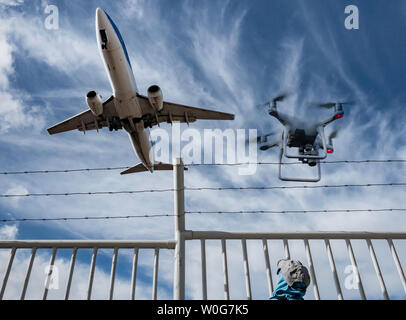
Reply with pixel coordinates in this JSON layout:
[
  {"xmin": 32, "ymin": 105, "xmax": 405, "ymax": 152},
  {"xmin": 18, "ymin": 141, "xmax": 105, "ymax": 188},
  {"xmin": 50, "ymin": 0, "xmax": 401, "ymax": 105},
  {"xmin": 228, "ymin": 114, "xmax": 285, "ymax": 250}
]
[
  {"xmin": 141, "ymin": 114, "xmax": 154, "ymax": 128},
  {"xmin": 279, "ymin": 132, "xmax": 322, "ymax": 182},
  {"xmin": 108, "ymin": 117, "xmax": 122, "ymax": 131}
]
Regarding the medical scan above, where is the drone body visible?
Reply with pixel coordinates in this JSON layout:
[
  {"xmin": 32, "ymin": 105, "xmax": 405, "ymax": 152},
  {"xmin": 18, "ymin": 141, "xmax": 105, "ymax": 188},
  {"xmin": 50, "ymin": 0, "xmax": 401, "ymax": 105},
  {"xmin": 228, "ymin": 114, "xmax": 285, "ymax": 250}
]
[{"xmin": 256, "ymin": 95, "xmax": 350, "ymax": 182}]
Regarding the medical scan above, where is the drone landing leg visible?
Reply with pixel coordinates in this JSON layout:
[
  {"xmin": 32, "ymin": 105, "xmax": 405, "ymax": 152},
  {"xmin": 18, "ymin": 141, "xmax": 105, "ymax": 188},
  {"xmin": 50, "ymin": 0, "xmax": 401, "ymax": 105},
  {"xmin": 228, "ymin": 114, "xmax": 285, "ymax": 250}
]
[{"xmin": 278, "ymin": 147, "xmax": 321, "ymax": 182}]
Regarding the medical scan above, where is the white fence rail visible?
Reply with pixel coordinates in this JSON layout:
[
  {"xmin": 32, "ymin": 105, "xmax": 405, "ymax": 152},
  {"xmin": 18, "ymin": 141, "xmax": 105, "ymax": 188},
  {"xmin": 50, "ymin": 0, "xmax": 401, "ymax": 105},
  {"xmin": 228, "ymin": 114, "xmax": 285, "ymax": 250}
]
[
  {"xmin": 0, "ymin": 159, "xmax": 405, "ymax": 300},
  {"xmin": 0, "ymin": 240, "xmax": 175, "ymax": 300},
  {"xmin": 185, "ymin": 233, "xmax": 406, "ymax": 300}
]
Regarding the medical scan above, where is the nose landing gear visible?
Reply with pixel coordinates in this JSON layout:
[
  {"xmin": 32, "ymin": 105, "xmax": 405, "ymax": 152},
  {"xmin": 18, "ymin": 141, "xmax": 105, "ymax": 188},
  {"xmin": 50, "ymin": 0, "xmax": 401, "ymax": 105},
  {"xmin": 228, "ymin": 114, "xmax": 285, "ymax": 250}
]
[{"xmin": 108, "ymin": 117, "xmax": 122, "ymax": 131}]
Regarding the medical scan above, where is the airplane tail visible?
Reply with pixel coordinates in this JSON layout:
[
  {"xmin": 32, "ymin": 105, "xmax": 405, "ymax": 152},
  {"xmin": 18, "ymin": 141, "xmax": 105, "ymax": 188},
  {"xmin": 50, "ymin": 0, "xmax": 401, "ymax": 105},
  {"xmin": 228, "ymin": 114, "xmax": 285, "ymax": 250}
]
[{"xmin": 120, "ymin": 162, "xmax": 183, "ymax": 175}]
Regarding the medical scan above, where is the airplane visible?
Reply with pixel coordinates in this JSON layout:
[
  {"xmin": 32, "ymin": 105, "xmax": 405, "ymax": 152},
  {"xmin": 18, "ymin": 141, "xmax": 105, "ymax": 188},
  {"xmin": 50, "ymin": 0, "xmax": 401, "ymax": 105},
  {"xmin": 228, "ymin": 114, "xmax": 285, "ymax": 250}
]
[
  {"xmin": 254, "ymin": 94, "xmax": 351, "ymax": 182},
  {"xmin": 47, "ymin": 8, "xmax": 234, "ymax": 175}
]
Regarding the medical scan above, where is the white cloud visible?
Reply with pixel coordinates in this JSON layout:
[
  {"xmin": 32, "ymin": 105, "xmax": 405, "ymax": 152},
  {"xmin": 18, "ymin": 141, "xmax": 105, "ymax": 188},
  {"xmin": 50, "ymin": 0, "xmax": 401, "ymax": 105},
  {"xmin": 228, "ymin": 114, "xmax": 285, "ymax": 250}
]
[
  {"xmin": 0, "ymin": 224, "xmax": 18, "ymax": 240},
  {"xmin": 0, "ymin": 92, "xmax": 45, "ymax": 133},
  {"xmin": 2, "ymin": 185, "xmax": 29, "ymax": 208},
  {"xmin": 186, "ymin": 5, "xmax": 247, "ymax": 106},
  {"xmin": 123, "ymin": 0, "xmax": 144, "ymax": 20},
  {"xmin": 0, "ymin": 31, "xmax": 14, "ymax": 89},
  {"xmin": 0, "ymin": 13, "xmax": 103, "ymax": 76},
  {"xmin": 0, "ymin": 0, "xmax": 24, "ymax": 6},
  {"xmin": 0, "ymin": 17, "xmax": 47, "ymax": 133}
]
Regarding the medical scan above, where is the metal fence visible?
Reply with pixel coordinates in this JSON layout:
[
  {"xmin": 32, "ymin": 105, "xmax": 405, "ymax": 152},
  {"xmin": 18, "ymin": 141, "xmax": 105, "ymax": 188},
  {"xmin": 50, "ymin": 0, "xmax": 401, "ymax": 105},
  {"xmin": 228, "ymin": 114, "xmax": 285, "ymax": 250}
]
[
  {"xmin": 0, "ymin": 240, "xmax": 175, "ymax": 300},
  {"xmin": 185, "ymin": 233, "xmax": 406, "ymax": 300},
  {"xmin": 0, "ymin": 159, "xmax": 405, "ymax": 300}
]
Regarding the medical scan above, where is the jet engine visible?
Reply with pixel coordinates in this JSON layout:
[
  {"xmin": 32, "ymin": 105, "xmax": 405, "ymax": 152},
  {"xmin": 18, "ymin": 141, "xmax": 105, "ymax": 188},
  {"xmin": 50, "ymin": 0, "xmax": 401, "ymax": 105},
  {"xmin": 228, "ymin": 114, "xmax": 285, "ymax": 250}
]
[
  {"xmin": 147, "ymin": 85, "xmax": 163, "ymax": 111},
  {"xmin": 86, "ymin": 91, "xmax": 103, "ymax": 116}
]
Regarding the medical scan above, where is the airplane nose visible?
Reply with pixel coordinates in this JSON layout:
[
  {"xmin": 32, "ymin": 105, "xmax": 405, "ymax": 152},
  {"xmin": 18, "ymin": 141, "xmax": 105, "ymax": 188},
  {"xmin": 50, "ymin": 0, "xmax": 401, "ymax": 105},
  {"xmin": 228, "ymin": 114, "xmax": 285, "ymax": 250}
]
[
  {"xmin": 95, "ymin": 7, "xmax": 108, "ymax": 28},
  {"xmin": 95, "ymin": 8, "xmax": 121, "ymax": 51},
  {"xmin": 96, "ymin": 7, "xmax": 104, "ymax": 17}
]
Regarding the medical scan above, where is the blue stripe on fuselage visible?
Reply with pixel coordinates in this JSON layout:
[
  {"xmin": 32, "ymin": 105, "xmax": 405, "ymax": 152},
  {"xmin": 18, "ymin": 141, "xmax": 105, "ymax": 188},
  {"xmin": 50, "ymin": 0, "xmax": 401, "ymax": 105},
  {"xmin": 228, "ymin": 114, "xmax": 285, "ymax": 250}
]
[{"xmin": 105, "ymin": 11, "xmax": 133, "ymax": 71}]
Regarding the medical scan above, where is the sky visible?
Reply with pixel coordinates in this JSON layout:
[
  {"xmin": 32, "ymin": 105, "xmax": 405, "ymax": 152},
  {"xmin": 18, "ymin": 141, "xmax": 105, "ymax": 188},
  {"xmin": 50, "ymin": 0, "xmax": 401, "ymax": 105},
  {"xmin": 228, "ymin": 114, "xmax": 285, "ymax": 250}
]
[{"xmin": 0, "ymin": 0, "xmax": 406, "ymax": 300}]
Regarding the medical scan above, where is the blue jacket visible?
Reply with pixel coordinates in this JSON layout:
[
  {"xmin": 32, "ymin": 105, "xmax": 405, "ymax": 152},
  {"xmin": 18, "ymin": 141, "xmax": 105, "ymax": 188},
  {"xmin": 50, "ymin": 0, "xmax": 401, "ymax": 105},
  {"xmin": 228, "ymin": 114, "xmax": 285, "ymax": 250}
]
[{"xmin": 270, "ymin": 272, "xmax": 307, "ymax": 300}]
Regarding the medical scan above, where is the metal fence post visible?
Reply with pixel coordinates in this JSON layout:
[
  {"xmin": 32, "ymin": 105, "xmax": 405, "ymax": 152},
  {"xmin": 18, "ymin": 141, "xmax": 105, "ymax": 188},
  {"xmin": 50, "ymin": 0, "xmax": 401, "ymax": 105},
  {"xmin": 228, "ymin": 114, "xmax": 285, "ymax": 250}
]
[{"xmin": 173, "ymin": 158, "xmax": 186, "ymax": 300}]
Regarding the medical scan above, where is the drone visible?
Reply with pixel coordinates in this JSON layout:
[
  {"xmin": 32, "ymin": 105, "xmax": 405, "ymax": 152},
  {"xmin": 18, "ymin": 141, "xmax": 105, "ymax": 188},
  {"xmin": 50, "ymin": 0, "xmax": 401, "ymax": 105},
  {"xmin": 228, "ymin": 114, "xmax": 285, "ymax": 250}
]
[{"xmin": 254, "ymin": 94, "xmax": 352, "ymax": 182}]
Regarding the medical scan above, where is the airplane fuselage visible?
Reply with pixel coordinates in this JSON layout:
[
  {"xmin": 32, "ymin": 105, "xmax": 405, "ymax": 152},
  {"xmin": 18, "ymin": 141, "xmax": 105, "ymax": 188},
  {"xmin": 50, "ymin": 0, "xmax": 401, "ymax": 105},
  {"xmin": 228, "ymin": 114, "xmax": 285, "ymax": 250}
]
[{"xmin": 96, "ymin": 8, "xmax": 153, "ymax": 170}]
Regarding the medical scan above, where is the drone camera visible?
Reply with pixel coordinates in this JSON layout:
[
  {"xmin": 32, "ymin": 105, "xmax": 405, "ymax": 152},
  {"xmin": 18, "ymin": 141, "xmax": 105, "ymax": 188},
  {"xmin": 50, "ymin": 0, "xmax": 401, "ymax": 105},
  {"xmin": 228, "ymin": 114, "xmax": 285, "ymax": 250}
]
[{"xmin": 305, "ymin": 144, "xmax": 312, "ymax": 151}]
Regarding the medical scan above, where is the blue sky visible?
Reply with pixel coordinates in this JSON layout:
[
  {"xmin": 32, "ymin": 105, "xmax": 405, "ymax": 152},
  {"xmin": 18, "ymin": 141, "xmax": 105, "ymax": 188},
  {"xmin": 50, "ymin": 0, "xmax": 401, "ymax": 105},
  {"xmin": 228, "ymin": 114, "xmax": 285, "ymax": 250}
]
[{"xmin": 0, "ymin": 0, "xmax": 406, "ymax": 300}]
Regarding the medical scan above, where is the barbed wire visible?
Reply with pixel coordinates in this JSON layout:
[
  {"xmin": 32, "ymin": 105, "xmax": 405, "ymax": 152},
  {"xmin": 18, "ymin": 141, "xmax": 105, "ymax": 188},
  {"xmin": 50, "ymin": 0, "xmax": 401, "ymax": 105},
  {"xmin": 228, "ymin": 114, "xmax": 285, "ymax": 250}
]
[
  {"xmin": 1, "ymin": 208, "xmax": 405, "ymax": 223},
  {"xmin": 0, "ymin": 182, "xmax": 405, "ymax": 198},
  {"xmin": 184, "ymin": 182, "xmax": 406, "ymax": 192},
  {"xmin": 0, "ymin": 167, "xmax": 131, "ymax": 175},
  {"xmin": 188, "ymin": 159, "xmax": 406, "ymax": 166},
  {"xmin": 0, "ymin": 188, "xmax": 175, "ymax": 198},
  {"xmin": 0, "ymin": 213, "xmax": 175, "ymax": 223},
  {"xmin": 1, "ymin": 159, "xmax": 405, "ymax": 175},
  {"xmin": 185, "ymin": 208, "xmax": 406, "ymax": 214}
]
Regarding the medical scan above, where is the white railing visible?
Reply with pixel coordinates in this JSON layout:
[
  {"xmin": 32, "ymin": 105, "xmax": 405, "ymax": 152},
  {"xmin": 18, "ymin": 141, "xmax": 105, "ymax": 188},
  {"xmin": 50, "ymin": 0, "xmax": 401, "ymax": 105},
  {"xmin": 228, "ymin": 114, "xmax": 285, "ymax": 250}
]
[
  {"xmin": 0, "ymin": 240, "xmax": 175, "ymax": 300},
  {"xmin": 0, "ymin": 159, "xmax": 405, "ymax": 300},
  {"xmin": 185, "ymin": 232, "xmax": 406, "ymax": 300}
]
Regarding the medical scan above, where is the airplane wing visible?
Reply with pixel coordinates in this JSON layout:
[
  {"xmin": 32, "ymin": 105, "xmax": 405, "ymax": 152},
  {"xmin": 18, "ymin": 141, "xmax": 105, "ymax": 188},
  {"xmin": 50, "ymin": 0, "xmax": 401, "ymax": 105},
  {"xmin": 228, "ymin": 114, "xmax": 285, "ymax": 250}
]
[
  {"xmin": 47, "ymin": 96, "xmax": 118, "ymax": 134},
  {"xmin": 136, "ymin": 95, "xmax": 234, "ymax": 127}
]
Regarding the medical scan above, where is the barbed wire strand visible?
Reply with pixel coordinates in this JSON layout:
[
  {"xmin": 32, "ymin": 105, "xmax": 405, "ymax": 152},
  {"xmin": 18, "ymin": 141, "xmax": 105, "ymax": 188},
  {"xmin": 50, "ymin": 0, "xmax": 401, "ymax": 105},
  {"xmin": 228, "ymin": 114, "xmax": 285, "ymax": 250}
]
[
  {"xmin": 0, "ymin": 167, "xmax": 131, "ymax": 175},
  {"xmin": 185, "ymin": 182, "xmax": 406, "ymax": 192},
  {"xmin": 0, "ymin": 213, "xmax": 175, "ymax": 223},
  {"xmin": 1, "ymin": 208, "xmax": 405, "ymax": 223},
  {"xmin": 0, "ymin": 189, "xmax": 175, "ymax": 198},
  {"xmin": 188, "ymin": 159, "xmax": 406, "ymax": 167},
  {"xmin": 185, "ymin": 208, "xmax": 406, "ymax": 214},
  {"xmin": 1, "ymin": 159, "xmax": 406, "ymax": 175},
  {"xmin": 0, "ymin": 182, "xmax": 405, "ymax": 198}
]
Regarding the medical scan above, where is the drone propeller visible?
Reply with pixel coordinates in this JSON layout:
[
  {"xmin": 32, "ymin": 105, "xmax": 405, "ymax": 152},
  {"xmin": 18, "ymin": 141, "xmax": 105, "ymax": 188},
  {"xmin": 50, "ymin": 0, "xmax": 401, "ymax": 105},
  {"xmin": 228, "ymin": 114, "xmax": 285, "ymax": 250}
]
[
  {"xmin": 312, "ymin": 101, "xmax": 355, "ymax": 109},
  {"xmin": 246, "ymin": 131, "xmax": 279, "ymax": 144},
  {"xmin": 272, "ymin": 93, "xmax": 288, "ymax": 103},
  {"xmin": 256, "ymin": 93, "xmax": 290, "ymax": 109}
]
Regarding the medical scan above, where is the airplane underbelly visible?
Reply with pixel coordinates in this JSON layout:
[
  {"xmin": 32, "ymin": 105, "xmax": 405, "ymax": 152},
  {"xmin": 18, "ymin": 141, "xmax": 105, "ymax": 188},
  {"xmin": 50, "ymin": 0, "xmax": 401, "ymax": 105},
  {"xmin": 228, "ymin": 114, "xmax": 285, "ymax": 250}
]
[
  {"xmin": 102, "ymin": 49, "xmax": 141, "ymax": 119},
  {"xmin": 127, "ymin": 123, "xmax": 153, "ymax": 168},
  {"xmin": 114, "ymin": 95, "xmax": 142, "ymax": 119},
  {"xmin": 104, "ymin": 49, "xmax": 135, "ymax": 93}
]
